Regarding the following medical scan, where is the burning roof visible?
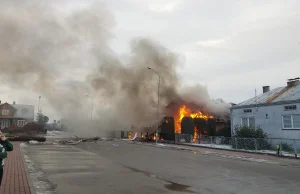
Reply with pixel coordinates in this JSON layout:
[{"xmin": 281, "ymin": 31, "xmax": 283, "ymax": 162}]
[{"xmin": 164, "ymin": 99, "xmax": 214, "ymax": 134}]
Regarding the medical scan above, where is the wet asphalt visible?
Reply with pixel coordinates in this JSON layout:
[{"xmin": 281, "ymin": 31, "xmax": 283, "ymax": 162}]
[{"xmin": 22, "ymin": 139, "xmax": 300, "ymax": 194}]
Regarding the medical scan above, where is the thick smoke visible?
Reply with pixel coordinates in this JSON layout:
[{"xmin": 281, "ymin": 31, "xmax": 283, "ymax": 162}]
[
  {"xmin": 88, "ymin": 38, "xmax": 181, "ymax": 128},
  {"xmin": 0, "ymin": 1, "xmax": 229, "ymax": 136},
  {"xmin": 0, "ymin": 1, "xmax": 112, "ymax": 118}
]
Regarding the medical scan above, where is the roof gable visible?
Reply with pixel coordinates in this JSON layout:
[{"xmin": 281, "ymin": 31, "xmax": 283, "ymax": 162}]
[{"xmin": 0, "ymin": 102, "xmax": 17, "ymax": 112}]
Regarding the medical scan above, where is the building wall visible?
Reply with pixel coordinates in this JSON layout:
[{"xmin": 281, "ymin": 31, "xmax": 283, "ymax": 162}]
[
  {"xmin": 231, "ymin": 102, "xmax": 300, "ymax": 139},
  {"xmin": 0, "ymin": 104, "xmax": 14, "ymax": 118},
  {"xmin": 12, "ymin": 104, "xmax": 34, "ymax": 120}
]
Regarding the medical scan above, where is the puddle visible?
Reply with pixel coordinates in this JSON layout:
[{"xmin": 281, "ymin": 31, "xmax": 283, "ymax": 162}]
[
  {"xmin": 123, "ymin": 165, "xmax": 195, "ymax": 193},
  {"xmin": 164, "ymin": 181, "xmax": 195, "ymax": 193},
  {"xmin": 123, "ymin": 166, "xmax": 154, "ymax": 177}
]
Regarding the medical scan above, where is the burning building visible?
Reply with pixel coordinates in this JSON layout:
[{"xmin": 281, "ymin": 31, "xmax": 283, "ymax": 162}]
[
  {"xmin": 140, "ymin": 98, "xmax": 231, "ymax": 142},
  {"xmin": 163, "ymin": 100, "xmax": 215, "ymax": 141}
]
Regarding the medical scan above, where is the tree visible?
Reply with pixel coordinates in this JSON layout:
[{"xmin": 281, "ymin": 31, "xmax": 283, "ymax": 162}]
[{"xmin": 36, "ymin": 110, "xmax": 49, "ymax": 125}]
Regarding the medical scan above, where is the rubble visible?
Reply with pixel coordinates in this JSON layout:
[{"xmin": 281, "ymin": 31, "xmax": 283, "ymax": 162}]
[
  {"xmin": 7, "ymin": 135, "xmax": 46, "ymax": 142},
  {"xmin": 59, "ymin": 136, "xmax": 100, "ymax": 145},
  {"xmin": 29, "ymin": 140, "xmax": 39, "ymax": 144},
  {"xmin": 2, "ymin": 122, "xmax": 46, "ymax": 135}
]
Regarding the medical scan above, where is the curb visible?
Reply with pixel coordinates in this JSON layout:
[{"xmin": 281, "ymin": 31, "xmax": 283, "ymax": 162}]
[
  {"xmin": 181, "ymin": 143, "xmax": 299, "ymax": 160},
  {"xmin": 20, "ymin": 143, "xmax": 37, "ymax": 194},
  {"xmin": 122, "ymin": 139, "xmax": 299, "ymax": 160}
]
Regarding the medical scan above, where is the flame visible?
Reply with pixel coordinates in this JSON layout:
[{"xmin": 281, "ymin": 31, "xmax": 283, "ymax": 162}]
[
  {"xmin": 128, "ymin": 132, "xmax": 133, "ymax": 139},
  {"xmin": 192, "ymin": 126, "xmax": 199, "ymax": 143},
  {"xmin": 152, "ymin": 134, "xmax": 163, "ymax": 141},
  {"xmin": 174, "ymin": 105, "xmax": 214, "ymax": 134}
]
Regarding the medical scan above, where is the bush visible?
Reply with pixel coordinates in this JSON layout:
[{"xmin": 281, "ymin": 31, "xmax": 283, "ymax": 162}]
[
  {"xmin": 232, "ymin": 125, "xmax": 271, "ymax": 150},
  {"xmin": 234, "ymin": 125, "xmax": 268, "ymax": 138},
  {"xmin": 281, "ymin": 142, "xmax": 294, "ymax": 152}
]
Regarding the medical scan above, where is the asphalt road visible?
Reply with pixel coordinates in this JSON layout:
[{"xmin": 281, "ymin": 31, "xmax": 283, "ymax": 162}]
[{"xmin": 22, "ymin": 140, "xmax": 300, "ymax": 194}]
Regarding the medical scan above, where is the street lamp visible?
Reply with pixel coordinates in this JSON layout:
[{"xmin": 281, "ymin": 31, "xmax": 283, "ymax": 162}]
[
  {"xmin": 147, "ymin": 67, "xmax": 160, "ymax": 144},
  {"xmin": 86, "ymin": 94, "xmax": 94, "ymax": 121},
  {"xmin": 38, "ymin": 96, "xmax": 41, "ymax": 113}
]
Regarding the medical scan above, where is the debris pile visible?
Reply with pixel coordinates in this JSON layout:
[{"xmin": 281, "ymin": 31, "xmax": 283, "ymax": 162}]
[
  {"xmin": 59, "ymin": 136, "xmax": 99, "ymax": 145},
  {"xmin": 2, "ymin": 122, "xmax": 46, "ymax": 135},
  {"xmin": 9, "ymin": 135, "xmax": 46, "ymax": 142}
]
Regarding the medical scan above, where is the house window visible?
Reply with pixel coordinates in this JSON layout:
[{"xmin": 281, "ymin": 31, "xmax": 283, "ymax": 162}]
[
  {"xmin": 282, "ymin": 115, "xmax": 300, "ymax": 129},
  {"xmin": 284, "ymin": 105, "xmax": 296, "ymax": 111},
  {"xmin": 22, "ymin": 108, "xmax": 28, "ymax": 114},
  {"xmin": 243, "ymin": 109, "xmax": 252, "ymax": 113},
  {"xmin": 0, "ymin": 120, "xmax": 10, "ymax": 128},
  {"xmin": 17, "ymin": 120, "xmax": 26, "ymax": 127},
  {"xmin": 1, "ymin": 109, "xmax": 9, "ymax": 115},
  {"xmin": 241, "ymin": 118, "xmax": 255, "ymax": 127}
]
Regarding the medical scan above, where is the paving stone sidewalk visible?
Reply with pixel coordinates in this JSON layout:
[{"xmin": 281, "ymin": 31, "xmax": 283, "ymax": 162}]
[{"xmin": 0, "ymin": 142, "xmax": 31, "ymax": 194}]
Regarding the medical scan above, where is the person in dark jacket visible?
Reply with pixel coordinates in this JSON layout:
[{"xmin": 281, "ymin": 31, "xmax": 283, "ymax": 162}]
[{"xmin": 0, "ymin": 132, "xmax": 13, "ymax": 185}]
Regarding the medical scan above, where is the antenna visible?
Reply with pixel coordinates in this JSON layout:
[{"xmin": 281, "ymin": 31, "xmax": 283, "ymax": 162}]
[{"xmin": 255, "ymin": 89, "xmax": 258, "ymax": 112}]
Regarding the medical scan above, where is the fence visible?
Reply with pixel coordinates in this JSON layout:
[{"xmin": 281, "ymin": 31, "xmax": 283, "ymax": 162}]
[
  {"xmin": 109, "ymin": 130, "xmax": 133, "ymax": 139},
  {"xmin": 175, "ymin": 134, "xmax": 300, "ymax": 158}
]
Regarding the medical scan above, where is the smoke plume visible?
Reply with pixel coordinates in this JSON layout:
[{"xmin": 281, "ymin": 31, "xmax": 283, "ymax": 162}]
[{"xmin": 0, "ymin": 1, "xmax": 229, "ymax": 136}]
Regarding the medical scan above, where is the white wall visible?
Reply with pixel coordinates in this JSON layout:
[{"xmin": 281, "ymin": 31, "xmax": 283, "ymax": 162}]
[
  {"xmin": 12, "ymin": 104, "xmax": 34, "ymax": 120},
  {"xmin": 231, "ymin": 102, "xmax": 300, "ymax": 139}
]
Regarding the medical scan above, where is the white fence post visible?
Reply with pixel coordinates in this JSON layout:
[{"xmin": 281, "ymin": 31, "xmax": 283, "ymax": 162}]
[
  {"xmin": 294, "ymin": 140, "xmax": 298, "ymax": 158},
  {"xmin": 235, "ymin": 138, "xmax": 238, "ymax": 150}
]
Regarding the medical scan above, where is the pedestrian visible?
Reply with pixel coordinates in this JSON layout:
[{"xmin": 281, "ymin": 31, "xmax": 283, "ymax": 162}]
[{"xmin": 0, "ymin": 131, "xmax": 14, "ymax": 185}]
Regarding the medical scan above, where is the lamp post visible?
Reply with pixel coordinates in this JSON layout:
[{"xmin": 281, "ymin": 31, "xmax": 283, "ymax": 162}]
[
  {"xmin": 86, "ymin": 94, "xmax": 94, "ymax": 121},
  {"xmin": 38, "ymin": 96, "xmax": 41, "ymax": 113},
  {"xmin": 147, "ymin": 67, "xmax": 160, "ymax": 144}
]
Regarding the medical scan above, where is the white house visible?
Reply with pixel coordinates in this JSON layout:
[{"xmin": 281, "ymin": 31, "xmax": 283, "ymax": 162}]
[{"xmin": 231, "ymin": 78, "xmax": 300, "ymax": 139}]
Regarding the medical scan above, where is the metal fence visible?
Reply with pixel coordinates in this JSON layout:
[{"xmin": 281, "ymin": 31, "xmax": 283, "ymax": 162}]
[
  {"xmin": 109, "ymin": 130, "xmax": 133, "ymax": 139},
  {"xmin": 175, "ymin": 134, "xmax": 300, "ymax": 158}
]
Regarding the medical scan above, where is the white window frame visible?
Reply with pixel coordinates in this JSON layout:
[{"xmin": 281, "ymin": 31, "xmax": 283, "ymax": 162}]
[
  {"xmin": 2, "ymin": 109, "xmax": 9, "ymax": 115},
  {"xmin": 282, "ymin": 115, "xmax": 300, "ymax": 129},
  {"xmin": 241, "ymin": 117, "xmax": 255, "ymax": 127},
  {"xmin": 243, "ymin": 109, "xmax": 252, "ymax": 113},
  {"xmin": 17, "ymin": 120, "xmax": 26, "ymax": 127},
  {"xmin": 0, "ymin": 119, "xmax": 10, "ymax": 128},
  {"xmin": 284, "ymin": 105, "xmax": 297, "ymax": 111}
]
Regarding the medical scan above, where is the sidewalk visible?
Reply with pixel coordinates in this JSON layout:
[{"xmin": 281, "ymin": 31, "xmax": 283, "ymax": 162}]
[
  {"xmin": 0, "ymin": 142, "xmax": 31, "ymax": 194},
  {"xmin": 127, "ymin": 140, "xmax": 300, "ymax": 167}
]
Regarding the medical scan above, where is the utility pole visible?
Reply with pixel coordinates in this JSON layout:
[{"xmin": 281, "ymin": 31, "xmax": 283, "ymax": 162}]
[
  {"xmin": 147, "ymin": 67, "xmax": 161, "ymax": 145},
  {"xmin": 86, "ymin": 94, "xmax": 94, "ymax": 121}
]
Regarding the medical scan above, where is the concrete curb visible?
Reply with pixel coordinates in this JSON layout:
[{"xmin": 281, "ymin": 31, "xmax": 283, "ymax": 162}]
[
  {"xmin": 181, "ymin": 143, "xmax": 299, "ymax": 160},
  {"xmin": 123, "ymin": 139, "xmax": 299, "ymax": 160},
  {"xmin": 20, "ymin": 143, "xmax": 37, "ymax": 194}
]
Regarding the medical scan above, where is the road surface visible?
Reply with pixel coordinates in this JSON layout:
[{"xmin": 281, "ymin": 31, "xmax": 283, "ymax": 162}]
[{"xmin": 22, "ymin": 139, "xmax": 300, "ymax": 194}]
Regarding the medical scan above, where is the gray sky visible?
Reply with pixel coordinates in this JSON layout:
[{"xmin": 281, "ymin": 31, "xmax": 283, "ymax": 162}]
[{"xmin": 1, "ymin": 0, "xmax": 300, "ymax": 121}]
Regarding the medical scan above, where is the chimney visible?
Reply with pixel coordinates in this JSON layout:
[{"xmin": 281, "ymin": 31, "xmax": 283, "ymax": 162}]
[
  {"xmin": 287, "ymin": 77, "xmax": 300, "ymax": 87},
  {"xmin": 262, "ymin": 86, "xmax": 270, "ymax": 93}
]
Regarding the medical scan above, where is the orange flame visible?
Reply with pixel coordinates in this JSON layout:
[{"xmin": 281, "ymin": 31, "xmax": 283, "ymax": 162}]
[
  {"xmin": 192, "ymin": 126, "xmax": 199, "ymax": 142},
  {"xmin": 128, "ymin": 132, "xmax": 133, "ymax": 139},
  {"xmin": 174, "ymin": 105, "xmax": 214, "ymax": 134},
  {"xmin": 153, "ymin": 134, "xmax": 164, "ymax": 141}
]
